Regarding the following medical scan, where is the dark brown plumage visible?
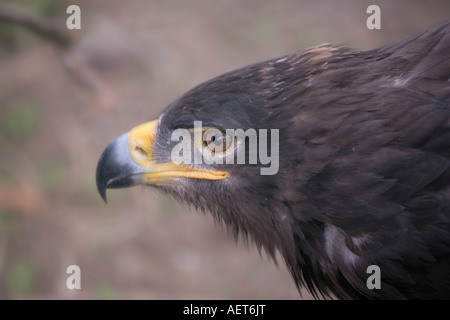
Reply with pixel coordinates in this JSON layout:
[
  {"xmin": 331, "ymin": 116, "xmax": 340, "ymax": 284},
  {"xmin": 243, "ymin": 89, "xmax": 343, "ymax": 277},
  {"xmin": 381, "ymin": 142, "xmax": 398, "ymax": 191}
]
[{"xmin": 96, "ymin": 21, "xmax": 450, "ymax": 299}]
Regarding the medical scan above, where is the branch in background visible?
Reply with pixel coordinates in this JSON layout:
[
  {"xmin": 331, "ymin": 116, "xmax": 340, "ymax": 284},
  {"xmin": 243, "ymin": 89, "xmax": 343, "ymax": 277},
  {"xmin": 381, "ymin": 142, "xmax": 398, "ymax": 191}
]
[
  {"xmin": 0, "ymin": 4, "xmax": 74, "ymax": 48},
  {"xmin": 0, "ymin": 4, "xmax": 115, "ymax": 111}
]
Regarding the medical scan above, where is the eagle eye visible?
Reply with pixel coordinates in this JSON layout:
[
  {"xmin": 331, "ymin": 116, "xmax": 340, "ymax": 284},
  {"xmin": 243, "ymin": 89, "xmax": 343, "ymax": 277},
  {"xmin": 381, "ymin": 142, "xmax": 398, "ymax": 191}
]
[{"xmin": 202, "ymin": 128, "xmax": 235, "ymax": 155}]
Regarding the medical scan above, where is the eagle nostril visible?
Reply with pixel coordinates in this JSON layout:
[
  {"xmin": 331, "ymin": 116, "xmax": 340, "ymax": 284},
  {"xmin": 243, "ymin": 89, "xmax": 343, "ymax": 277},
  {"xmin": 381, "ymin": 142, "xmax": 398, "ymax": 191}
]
[{"xmin": 133, "ymin": 145, "xmax": 149, "ymax": 162}]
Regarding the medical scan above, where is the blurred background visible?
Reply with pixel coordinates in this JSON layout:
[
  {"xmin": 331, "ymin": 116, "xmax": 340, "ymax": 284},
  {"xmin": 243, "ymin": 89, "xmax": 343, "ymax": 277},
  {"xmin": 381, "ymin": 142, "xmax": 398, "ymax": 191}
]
[{"xmin": 0, "ymin": 0, "xmax": 448, "ymax": 299}]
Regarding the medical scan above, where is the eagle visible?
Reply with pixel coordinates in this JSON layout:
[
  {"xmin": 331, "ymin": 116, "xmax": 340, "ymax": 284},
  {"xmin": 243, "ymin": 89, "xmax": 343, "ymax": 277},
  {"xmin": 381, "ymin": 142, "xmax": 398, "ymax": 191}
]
[{"xmin": 96, "ymin": 21, "xmax": 450, "ymax": 299}]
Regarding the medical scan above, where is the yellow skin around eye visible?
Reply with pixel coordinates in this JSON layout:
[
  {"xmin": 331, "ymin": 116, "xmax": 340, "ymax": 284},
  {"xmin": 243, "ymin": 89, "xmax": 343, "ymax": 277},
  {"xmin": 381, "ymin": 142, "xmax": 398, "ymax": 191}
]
[{"xmin": 198, "ymin": 128, "xmax": 235, "ymax": 156}]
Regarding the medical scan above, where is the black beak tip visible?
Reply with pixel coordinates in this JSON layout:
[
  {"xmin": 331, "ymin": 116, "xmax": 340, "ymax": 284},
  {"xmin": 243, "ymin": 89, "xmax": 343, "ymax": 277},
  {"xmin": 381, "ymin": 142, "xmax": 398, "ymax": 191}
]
[
  {"xmin": 96, "ymin": 176, "xmax": 108, "ymax": 204},
  {"xmin": 96, "ymin": 133, "xmax": 144, "ymax": 204},
  {"xmin": 97, "ymin": 182, "xmax": 108, "ymax": 203}
]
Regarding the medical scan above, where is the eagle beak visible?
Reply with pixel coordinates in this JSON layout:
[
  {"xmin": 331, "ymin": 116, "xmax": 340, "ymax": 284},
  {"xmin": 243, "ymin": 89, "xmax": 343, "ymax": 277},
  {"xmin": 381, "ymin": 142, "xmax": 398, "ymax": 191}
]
[{"xmin": 96, "ymin": 120, "xmax": 228, "ymax": 202}]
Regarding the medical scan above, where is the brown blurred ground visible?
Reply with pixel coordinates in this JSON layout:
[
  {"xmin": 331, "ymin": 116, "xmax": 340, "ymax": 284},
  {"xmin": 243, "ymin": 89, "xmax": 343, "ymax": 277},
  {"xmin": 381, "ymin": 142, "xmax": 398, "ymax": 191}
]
[{"xmin": 0, "ymin": 0, "xmax": 448, "ymax": 299}]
